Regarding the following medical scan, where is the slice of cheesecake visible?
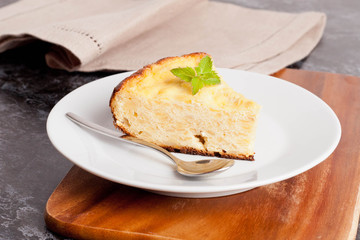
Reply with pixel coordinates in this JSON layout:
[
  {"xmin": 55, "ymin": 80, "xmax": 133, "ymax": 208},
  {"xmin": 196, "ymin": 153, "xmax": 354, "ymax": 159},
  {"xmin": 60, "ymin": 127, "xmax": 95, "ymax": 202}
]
[{"xmin": 110, "ymin": 53, "xmax": 261, "ymax": 160}]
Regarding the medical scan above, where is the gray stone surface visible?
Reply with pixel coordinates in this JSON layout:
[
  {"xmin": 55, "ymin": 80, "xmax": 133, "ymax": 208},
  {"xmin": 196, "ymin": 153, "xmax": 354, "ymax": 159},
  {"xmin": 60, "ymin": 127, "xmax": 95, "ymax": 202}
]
[
  {"xmin": 0, "ymin": 0, "xmax": 359, "ymax": 239},
  {"xmin": 0, "ymin": 43, "xmax": 111, "ymax": 240}
]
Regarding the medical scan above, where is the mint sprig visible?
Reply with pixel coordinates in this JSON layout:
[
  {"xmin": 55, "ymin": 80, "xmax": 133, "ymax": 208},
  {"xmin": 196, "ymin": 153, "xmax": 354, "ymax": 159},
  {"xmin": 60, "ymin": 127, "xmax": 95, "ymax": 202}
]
[{"xmin": 170, "ymin": 56, "xmax": 221, "ymax": 95}]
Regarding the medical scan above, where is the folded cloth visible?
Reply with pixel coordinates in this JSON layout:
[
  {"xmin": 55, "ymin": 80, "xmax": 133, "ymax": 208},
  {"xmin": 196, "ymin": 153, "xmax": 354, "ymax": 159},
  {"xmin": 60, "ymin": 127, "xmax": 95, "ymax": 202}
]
[{"xmin": 0, "ymin": 0, "xmax": 326, "ymax": 74}]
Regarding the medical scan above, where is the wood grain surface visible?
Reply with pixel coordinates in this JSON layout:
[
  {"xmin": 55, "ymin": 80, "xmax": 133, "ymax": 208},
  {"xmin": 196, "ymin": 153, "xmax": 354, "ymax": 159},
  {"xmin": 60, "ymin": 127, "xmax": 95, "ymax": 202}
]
[{"xmin": 45, "ymin": 69, "xmax": 360, "ymax": 240}]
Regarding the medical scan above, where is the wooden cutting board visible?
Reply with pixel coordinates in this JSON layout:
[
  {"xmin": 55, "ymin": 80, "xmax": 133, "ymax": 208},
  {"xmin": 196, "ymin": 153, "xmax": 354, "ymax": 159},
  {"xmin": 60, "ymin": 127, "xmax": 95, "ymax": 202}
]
[{"xmin": 45, "ymin": 69, "xmax": 360, "ymax": 240}]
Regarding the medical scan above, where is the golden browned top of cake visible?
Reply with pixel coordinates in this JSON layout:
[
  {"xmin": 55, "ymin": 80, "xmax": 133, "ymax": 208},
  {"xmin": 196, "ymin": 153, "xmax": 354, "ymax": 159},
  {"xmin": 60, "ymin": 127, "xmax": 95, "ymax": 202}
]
[{"xmin": 112, "ymin": 52, "xmax": 259, "ymax": 112}]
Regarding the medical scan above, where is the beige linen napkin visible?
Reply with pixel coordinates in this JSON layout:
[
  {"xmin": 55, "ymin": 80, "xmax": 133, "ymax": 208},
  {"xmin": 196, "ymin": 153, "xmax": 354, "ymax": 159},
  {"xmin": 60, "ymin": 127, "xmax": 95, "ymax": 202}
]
[{"xmin": 0, "ymin": 0, "xmax": 326, "ymax": 74}]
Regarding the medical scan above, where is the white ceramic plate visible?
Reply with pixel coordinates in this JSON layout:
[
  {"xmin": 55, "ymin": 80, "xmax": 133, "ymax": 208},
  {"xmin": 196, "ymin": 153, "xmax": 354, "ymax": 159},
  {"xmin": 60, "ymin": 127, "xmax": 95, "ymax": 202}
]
[{"xmin": 47, "ymin": 68, "xmax": 341, "ymax": 198}]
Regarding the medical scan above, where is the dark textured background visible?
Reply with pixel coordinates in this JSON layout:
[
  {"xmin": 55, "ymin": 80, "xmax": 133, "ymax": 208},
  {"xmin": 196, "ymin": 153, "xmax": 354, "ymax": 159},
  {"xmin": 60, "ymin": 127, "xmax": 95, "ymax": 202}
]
[{"xmin": 1, "ymin": 0, "xmax": 359, "ymax": 239}]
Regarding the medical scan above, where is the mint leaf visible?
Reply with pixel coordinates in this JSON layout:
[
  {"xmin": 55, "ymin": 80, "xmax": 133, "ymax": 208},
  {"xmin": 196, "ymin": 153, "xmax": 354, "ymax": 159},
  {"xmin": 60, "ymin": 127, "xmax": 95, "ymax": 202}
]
[
  {"xmin": 202, "ymin": 77, "xmax": 220, "ymax": 85},
  {"xmin": 195, "ymin": 66, "xmax": 202, "ymax": 75},
  {"xmin": 202, "ymin": 71, "xmax": 220, "ymax": 80},
  {"xmin": 171, "ymin": 67, "xmax": 195, "ymax": 82},
  {"xmin": 191, "ymin": 77, "xmax": 203, "ymax": 95},
  {"xmin": 198, "ymin": 55, "xmax": 212, "ymax": 74},
  {"xmin": 170, "ymin": 55, "xmax": 221, "ymax": 95}
]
